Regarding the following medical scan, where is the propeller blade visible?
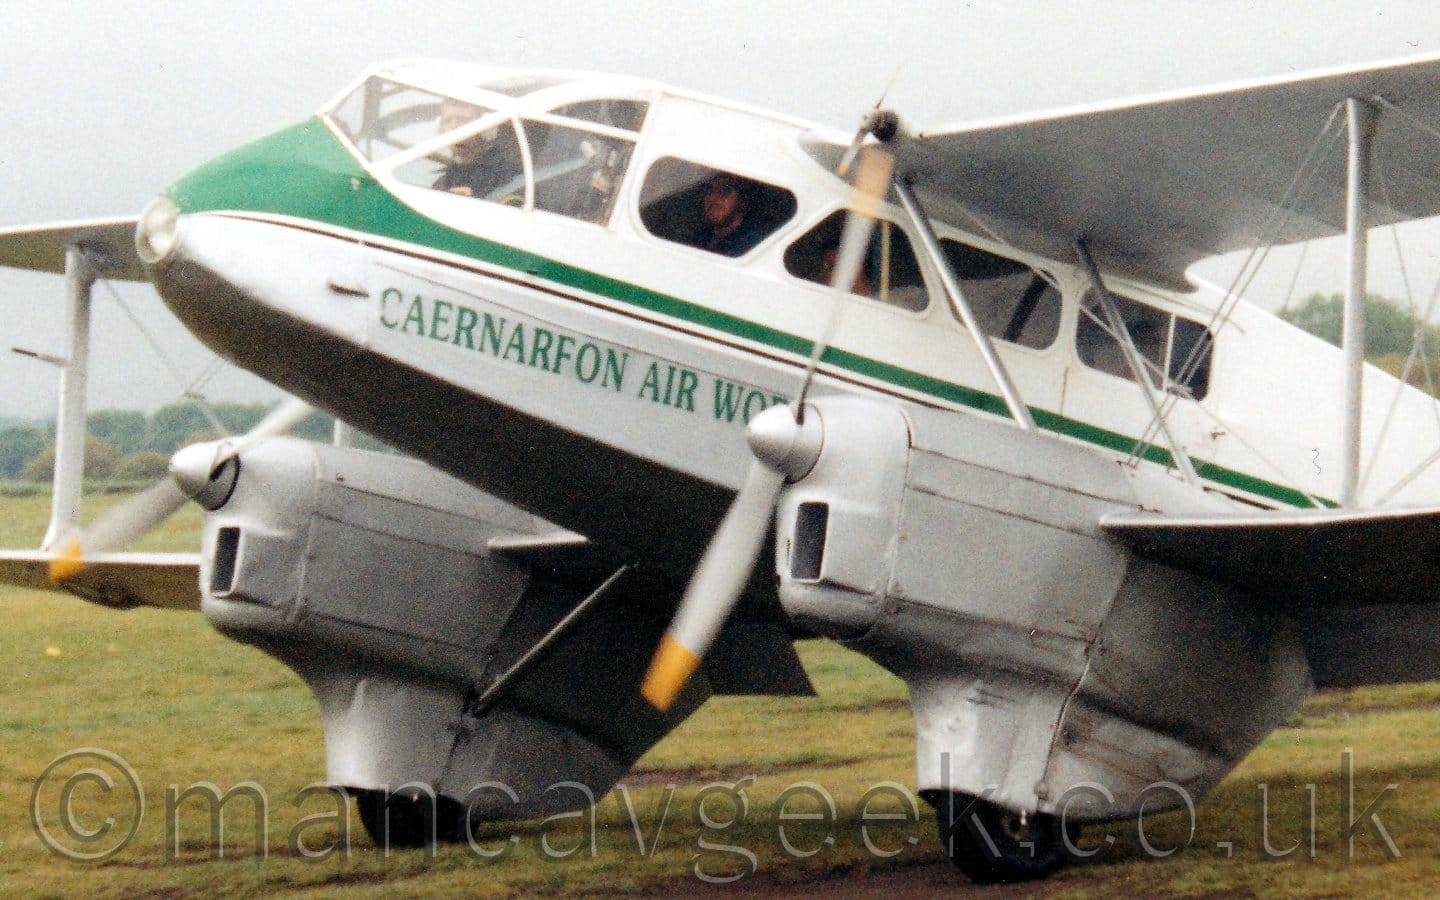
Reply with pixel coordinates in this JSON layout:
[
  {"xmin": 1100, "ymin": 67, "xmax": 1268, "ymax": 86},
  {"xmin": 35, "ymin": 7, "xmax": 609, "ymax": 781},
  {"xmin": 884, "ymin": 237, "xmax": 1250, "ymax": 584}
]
[
  {"xmin": 48, "ymin": 479, "xmax": 188, "ymax": 581},
  {"xmin": 230, "ymin": 396, "xmax": 312, "ymax": 455},
  {"xmin": 48, "ymin": 396, "xmax": 311, "ymax": 583},
  {"xmin": 797, "ymin": 145, "xmax": 894, "ymax": 413},
  {"xmin": 835, "ymin": 128, "xmax": 868, "ymax": 178},
  {"xmin": 641, "ymin": 458, "xmax": 786, "ymax": 711}
]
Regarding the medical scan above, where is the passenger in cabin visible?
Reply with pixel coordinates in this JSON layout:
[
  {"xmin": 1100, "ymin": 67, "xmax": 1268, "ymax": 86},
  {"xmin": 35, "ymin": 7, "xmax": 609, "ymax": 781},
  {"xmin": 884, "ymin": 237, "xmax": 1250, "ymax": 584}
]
[
  {"xmin": 783, "ymin": 211, "xmax": 928, "ymax": 311},
  {"xmin": 432, "ymin": 99, "xmax": 518, "ymax": 200},
  {"xmin": 690, "ymin": 173, "xmax": 768, "ymax": 257}
]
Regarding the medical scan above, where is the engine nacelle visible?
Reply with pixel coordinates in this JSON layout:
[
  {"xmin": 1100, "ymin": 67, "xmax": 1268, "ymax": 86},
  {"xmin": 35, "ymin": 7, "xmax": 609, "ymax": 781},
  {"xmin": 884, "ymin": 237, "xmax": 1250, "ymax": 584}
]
[
  {"xmin": 775, "ymin": 398, "xmax": 1312, "ymax": 822},
  {"xmin": 199, "ymin": 438, "xmax": 698, "ymax": 823}
]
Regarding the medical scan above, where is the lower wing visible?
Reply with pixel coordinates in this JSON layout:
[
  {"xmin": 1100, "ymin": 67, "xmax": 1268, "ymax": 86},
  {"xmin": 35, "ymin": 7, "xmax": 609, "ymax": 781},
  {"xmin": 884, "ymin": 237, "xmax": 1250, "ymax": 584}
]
[
  {"xmin": 0, "ymin": 550, "xmax": 199, "ymax": 610},
  {"xmin": 1102, "ymin": 505, "xmax": 1440, "ymax": 606}
]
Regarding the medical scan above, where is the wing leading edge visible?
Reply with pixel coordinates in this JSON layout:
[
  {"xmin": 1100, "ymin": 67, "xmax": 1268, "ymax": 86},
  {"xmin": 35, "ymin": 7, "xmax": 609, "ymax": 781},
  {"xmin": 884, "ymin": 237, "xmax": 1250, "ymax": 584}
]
[
  {"xmin": 871, "ymin": 52, "xmax": 1440, "ymax": 289},
  {"xmin": 1102, "ymin": 505, "xmax": 1440, "ymax": 606}
]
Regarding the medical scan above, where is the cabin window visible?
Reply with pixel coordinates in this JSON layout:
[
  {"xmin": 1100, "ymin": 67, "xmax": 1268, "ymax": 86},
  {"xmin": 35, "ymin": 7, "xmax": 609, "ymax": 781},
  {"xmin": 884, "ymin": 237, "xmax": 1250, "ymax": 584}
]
[
  {"xmin": 523, "ymin": 119, "xmax": 636, "ymax": 224},
  {"xmin": 937, "ymin": 241, "xmax": 1060, "ymax": 349},
  {"xmin": 784, "ymin": 211, "xmax": 928, "ymax": 312},
  {"xmin": 1076, "ymin": 291, "xmax": 1213, "ymax": 399},
  {"xmin": 639, "ymin": 158, "xmax": 798, "ymax": 258}
]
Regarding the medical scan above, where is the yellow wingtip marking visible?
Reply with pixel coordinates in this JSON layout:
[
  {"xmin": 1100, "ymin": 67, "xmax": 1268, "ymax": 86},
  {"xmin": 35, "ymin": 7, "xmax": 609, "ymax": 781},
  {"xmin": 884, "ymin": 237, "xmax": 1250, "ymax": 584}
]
[
  {"xmin": 641, "ymin": 634, "xmax": 701, "ymax": 712},
  {"xmin": 47, "ymin": 537, "xmax": 86, "ymax": 583}
]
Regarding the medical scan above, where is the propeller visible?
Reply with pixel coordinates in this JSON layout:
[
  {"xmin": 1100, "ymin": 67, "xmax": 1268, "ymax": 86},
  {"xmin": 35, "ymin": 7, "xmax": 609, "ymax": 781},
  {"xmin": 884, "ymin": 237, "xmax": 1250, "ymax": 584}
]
[
  {"xmin": 835, "ymin": 66, "xmax": 903, "ymax": 177},
  {"xmin": 836, "ymin": 109, "xmax": 902, "ymax": 177},
  {"xmin": 640, "ymin": 146, "xmax": 895, "ymax": 711},
  {"xmin": 797, "ymin": 145, "xmax": 894, "ymax": 414},
  {"xmin": 47, "ymin": 396, "xmax": 312, "ymax": 582}
]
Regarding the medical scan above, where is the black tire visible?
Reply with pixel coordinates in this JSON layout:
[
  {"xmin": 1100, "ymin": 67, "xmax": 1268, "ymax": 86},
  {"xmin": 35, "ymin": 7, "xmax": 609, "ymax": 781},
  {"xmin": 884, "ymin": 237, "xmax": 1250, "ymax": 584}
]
[
  {"xmin": 355, "ymin": 789, "xmax": 464, "ymax": 849},
  {"xmin": 933, "ymin": 792, "xmax": 1076, "ymax": 884}
]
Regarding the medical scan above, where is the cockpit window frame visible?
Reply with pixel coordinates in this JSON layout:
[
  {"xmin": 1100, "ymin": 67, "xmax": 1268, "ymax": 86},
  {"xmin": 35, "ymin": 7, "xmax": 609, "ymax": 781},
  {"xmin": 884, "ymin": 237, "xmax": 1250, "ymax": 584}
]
[
  {"xmin": 323, "ymin": 74, "xmax": 567, "ymax": 162},
  {"xmin": 329, "ymin": 75, "xmax": 659, "ymax": 227},
  {"xmin": 518, "ymin": 116, "xmax": 640, "ymax": 225}
]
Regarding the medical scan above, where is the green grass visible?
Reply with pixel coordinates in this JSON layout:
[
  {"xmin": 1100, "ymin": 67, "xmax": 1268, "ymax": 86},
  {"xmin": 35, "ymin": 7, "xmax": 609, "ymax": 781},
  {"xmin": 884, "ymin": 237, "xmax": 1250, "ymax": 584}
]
[{"xmin": 1, "ymin": 493, "xmax": 1438, "ymax": 896}]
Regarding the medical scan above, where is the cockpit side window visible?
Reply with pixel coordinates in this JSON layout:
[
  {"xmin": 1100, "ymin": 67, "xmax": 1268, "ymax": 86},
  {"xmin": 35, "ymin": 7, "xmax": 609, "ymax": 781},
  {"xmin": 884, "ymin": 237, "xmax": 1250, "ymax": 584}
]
[
  {"xmin": 938, "ymin": 240, "xmax": 1060, "ymax": 349},
  {"xmin": 547, "ymin": 100, "xmax": 648, "ymax": 132},
  {"xmin": 328, "ymin": 78, "xmax": 460, "ymax": 164},
  {"xmin": 1077, "ymin": 290, "xmax": 1213, "ymax": 399},
  {"xmin": 784, "ymin": 211, "xmax": 928, "ymax": 312},
  {"xmin": 524, "ymin": 119, "xmax": 635, "ymax": 224},
  {"xmin": 390, "ymin": 102, "xmax": 526, "ymax": 206},
  {"xmin": 640, "ymin": 158, "xmax": 798, "ymax": 258}
]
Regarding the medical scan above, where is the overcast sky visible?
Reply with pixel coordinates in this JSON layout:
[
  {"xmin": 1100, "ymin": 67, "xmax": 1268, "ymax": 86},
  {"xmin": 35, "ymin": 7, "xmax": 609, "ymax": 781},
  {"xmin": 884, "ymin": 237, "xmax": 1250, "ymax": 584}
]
[{"xmin": 5, "ymin": 1, "xmax": 1440, "ymax": 418}]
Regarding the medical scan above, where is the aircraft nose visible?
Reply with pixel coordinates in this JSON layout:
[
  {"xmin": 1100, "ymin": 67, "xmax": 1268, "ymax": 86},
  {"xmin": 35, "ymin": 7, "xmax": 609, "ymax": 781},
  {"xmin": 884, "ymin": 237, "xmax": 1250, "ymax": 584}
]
[{"xmin": 136, "ymin": 195, "xmax": 180, "ymax": 265}]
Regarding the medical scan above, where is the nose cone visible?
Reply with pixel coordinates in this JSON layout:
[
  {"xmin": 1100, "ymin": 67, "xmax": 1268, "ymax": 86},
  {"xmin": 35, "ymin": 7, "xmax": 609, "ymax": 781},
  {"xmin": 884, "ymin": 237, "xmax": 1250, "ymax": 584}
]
[
  {"xmin": 135, "ymin": 196, "xmax": 180, "ymax": 265},
  {"xmin": 169, "ymin": 441, "xmax": 240, "ymax": 510}
]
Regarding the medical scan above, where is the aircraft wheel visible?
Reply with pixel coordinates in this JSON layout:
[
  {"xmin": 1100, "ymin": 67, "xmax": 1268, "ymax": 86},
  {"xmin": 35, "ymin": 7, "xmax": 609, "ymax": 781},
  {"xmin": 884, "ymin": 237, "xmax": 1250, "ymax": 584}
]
[
  {"xmin": 354, "ymin": 789, "xmax": 465, "ymax": 848},
  {"xmin": 932, "ymin": 792, "xmax": 1075, "ymax": 883}
]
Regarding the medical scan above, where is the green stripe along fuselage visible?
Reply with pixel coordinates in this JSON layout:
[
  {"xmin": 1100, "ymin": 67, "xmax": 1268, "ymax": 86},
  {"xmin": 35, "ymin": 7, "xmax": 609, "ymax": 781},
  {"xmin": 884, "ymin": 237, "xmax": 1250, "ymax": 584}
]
[{"xmin": 166, "ymin": 118, "xmax": 1328, "ymax": 510}]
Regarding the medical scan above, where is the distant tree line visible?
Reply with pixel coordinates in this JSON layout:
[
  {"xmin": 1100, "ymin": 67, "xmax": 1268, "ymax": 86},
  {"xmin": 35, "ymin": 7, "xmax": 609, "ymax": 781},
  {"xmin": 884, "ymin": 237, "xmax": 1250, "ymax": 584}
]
[
  {"xmin": 0, "ymin": 401, "xmax": 336, "ymax": 482},
  {"xmin": 1279, "ymin": 292, "xmax": 1440, "ymax": 385}
]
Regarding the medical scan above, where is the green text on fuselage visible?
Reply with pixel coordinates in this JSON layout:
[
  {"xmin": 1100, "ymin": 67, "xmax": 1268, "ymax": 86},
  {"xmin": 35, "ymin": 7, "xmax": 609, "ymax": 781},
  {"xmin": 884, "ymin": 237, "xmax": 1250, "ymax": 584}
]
[{"xmin": 379, "ymin": 287, "xmax": 785, "ymax": 424}]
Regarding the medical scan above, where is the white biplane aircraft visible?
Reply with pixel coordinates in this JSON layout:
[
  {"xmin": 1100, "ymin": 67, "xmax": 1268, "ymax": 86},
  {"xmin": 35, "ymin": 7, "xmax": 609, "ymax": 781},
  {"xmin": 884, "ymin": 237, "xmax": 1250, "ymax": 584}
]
[{"xmin": 6, "ymin": 52, "xmax": 1440, "ymax": 882}]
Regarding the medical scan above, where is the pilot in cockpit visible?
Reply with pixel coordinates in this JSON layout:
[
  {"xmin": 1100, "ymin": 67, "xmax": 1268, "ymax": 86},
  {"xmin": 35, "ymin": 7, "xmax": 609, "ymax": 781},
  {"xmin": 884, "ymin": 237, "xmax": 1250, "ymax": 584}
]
[{"xmin": 432, "ymin": 99, "xmax": 518, "ymax": 200}]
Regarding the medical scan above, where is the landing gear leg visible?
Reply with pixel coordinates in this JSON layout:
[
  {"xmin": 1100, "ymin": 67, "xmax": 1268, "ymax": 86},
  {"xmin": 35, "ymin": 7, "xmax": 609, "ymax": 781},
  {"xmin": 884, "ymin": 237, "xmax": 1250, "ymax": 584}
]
[{"xmin": 929, "ymin": 792, "xmax": 1075, "ymax": 883}]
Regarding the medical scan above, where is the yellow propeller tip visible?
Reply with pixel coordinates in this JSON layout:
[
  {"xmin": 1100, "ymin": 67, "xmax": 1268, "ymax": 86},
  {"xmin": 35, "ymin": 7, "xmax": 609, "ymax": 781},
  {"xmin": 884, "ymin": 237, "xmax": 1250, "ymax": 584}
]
[
  {"xmin": 47, "ymin": 537, "xmax": 87, "ymax": 583},
  {"xmin": 640, "ymin": 634, "xmax": 701, "ymax": 712}
]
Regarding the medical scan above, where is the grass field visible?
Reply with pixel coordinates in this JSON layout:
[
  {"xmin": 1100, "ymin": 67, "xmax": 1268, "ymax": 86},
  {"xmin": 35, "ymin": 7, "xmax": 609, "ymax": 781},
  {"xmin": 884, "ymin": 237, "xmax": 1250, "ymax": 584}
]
[{"xmin": 2, "ymin": 493, "xmax": 1439, "ymax": 897}]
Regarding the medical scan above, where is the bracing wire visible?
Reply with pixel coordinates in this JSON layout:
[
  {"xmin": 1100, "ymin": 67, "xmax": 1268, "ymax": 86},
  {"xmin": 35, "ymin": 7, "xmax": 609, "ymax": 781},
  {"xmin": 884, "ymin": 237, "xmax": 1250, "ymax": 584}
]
[
  {"xmin": 1359, "ymin": 164, "xmax": 1426, "ymax": 495},
  {"xmin": 96, "ymin": 276, "xmax": 232, "ymax": 438},
  {"xmin": 1128, "ymin": 105, "xmax": 1346, "ymax": 465}
]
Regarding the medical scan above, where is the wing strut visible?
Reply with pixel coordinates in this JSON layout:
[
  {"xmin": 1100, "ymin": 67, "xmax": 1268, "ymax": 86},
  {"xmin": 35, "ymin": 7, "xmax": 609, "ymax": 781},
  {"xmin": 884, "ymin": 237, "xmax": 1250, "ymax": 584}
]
[
  {"xmin": 42, "ymin": 243, "xmax": 100, "ymax": 550},
  {"xmin": 471, "ymin": 563, "xmax": 633, "ymax": 714},
  {"xmin": 894, "ymin": 178, "xmax": 1036, "ymax": 431},
  {"xmin": 1074, "ymin": 240, "xmax": 1200, "ymax": 488},
  {"xmin": 1341, "ymin": 98, "xmax": 1377, "ymax": 508}
]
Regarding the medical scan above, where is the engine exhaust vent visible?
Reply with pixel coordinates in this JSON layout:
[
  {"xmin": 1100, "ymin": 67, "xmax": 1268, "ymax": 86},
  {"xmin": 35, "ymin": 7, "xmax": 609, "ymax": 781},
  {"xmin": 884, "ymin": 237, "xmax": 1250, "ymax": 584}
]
[
  {"xmin": 791, "ymin": 501, "xmax": 829, "ymax": 581},
  {"xmin": 211, "ymin": 526, "xmax": 241, "ymax": 595}
]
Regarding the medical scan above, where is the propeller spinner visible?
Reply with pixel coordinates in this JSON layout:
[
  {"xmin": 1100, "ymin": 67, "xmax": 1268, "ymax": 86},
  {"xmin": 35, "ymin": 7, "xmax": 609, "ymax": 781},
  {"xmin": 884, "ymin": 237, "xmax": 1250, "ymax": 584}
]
[{"xmin": 47, "ymin": 397, "xmax": 312, "ymax": 582}]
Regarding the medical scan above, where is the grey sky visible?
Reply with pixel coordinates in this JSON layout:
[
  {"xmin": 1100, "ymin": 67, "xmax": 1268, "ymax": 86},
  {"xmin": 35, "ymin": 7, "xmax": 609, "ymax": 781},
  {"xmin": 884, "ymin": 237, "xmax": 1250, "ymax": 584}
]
[{"xmin": 5, "ymin": 1, "xmax": 1440, "ymax": 418}]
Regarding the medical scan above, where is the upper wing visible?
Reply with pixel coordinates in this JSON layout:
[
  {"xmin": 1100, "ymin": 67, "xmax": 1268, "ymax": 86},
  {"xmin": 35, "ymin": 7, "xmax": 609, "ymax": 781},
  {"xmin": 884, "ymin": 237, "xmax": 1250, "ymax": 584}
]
[
  {"xmin": 0, "ymin": 550, "xmax": 200, "ymax": 610},
  {"xmin": 0, "ymin": 217, "xmax": 145, "ymax": 281},
  {"xmin": 864, "ymin": 52, "xmax": 1440, "ymax": 289},
  {"xmin": 1101, "ymin": 505, "xmax": 1440, "ymax": 606}
]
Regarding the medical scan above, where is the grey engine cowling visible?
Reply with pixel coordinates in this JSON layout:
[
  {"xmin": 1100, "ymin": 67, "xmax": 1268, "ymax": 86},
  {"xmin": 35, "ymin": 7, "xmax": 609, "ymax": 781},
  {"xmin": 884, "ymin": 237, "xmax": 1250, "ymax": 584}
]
[{"xmin": 197, "ymin": 437, "xmax": 700, "ymax": 822}]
